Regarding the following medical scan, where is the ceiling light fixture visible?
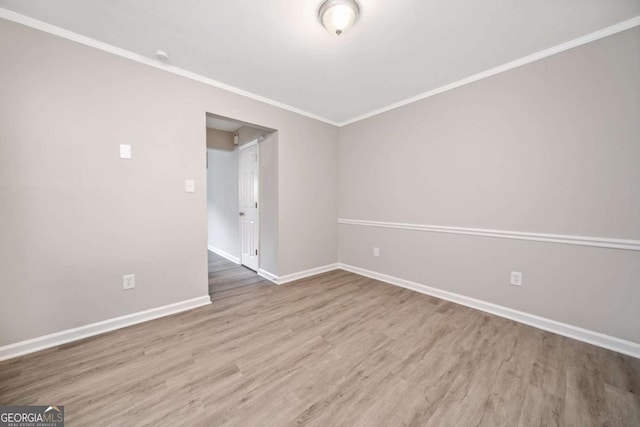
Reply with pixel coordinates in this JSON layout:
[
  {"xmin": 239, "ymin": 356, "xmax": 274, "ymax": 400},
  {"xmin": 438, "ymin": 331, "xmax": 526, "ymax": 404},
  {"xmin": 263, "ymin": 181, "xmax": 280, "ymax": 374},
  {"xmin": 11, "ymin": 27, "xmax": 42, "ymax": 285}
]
[{"xmin": 319, "ymin": 0, "xmax": 360, "ymax": 36}]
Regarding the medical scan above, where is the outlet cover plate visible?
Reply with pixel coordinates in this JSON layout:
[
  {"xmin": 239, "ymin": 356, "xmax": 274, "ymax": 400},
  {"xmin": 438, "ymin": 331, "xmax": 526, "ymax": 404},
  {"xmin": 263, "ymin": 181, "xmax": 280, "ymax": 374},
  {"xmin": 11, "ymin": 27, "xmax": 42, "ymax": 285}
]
[{"xmin": 510, "ymin": 271, "xmax": 522, "ymax": 286}]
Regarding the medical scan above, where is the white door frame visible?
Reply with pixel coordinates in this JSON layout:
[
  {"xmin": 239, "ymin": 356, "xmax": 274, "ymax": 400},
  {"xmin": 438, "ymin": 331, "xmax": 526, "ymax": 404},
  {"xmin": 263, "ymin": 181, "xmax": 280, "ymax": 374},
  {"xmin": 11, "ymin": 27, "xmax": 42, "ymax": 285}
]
[
  {"xmin": 239, "ymin": 139, "xmax": 258, "ymax": 150},
  {"xmin": 238, "ymin": 139, "xmax": 259, "ymax": 270}
]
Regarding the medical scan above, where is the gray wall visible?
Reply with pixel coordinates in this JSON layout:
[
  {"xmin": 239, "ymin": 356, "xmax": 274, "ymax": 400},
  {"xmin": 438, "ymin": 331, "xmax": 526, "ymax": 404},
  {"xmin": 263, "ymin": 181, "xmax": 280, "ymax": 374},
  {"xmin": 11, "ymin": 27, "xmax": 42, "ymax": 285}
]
[
  {"xmin": 1, "ymin": 15, "xmax": 636, "ymax": 349},
  {"xmin": 338, "ymin": 27, "xmax": 640, "ymax": 343},
  {"xmin": 236, "ymin": 126, "xmax": 263, "ymax": 146},
  {"xmin": 207, "ymin": 148, "xmax": 239, "ymax": 258},
  {"xmin": 0, "ymin": 19, "xmax": 338, "ymax": 346},
  {"xmin": 257, "ymin": 131, "xmax": 279, "ymax": 274}
]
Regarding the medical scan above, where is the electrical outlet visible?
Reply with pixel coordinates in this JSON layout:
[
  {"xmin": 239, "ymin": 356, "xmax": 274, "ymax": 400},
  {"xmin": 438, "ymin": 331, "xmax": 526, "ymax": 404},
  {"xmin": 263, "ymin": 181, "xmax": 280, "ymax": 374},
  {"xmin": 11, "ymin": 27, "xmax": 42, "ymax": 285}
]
[
  {"xmin": 373, "ymin": 247, "xmax": 380, "ymax": 257},
  {"xmin": 123, "ymin": 274, "xmax": 135, "ymax": 290},
  {"xmin": 185, "ymin": 179, "xmax": 195, "ymax": 193},
  {"xmin": 510, "ymin": 271, "xmax": 522, "ymax": 287}
]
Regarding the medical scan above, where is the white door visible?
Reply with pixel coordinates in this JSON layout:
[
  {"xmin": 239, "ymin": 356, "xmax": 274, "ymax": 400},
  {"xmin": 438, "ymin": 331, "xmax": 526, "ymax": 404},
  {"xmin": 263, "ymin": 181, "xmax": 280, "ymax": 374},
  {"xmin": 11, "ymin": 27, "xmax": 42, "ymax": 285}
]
[{"xmin": 239, "ymin": 140, "xmax": 259, "ymax": 271}]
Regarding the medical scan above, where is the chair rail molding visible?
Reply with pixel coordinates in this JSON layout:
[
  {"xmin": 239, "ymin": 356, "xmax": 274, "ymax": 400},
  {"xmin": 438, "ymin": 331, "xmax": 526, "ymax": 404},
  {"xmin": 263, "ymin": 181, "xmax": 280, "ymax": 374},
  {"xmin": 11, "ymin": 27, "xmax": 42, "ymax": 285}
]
[{"xmin": 338, "ymin": 219, "xmax": 640, "ymax": 251}]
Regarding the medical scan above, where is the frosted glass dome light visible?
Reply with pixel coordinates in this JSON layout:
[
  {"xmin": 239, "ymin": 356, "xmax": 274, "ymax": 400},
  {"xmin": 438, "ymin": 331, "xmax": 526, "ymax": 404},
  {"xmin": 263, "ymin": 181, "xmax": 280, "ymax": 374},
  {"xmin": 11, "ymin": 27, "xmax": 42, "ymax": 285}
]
[{"xmin": 319, "ymin": 0, "xmax": 360, "ymax": 36}]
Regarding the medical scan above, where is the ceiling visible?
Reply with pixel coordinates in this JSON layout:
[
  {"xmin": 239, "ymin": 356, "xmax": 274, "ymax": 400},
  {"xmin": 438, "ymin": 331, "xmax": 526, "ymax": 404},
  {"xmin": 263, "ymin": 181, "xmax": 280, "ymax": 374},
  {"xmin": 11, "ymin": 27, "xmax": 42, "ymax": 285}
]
[
  {"xmin": 206, "ymin": 116, "xmax": 243, "ymax": 132},
  {"xmin": 1, "ymin": 0, "xmax": 638, "ymax": 124}
]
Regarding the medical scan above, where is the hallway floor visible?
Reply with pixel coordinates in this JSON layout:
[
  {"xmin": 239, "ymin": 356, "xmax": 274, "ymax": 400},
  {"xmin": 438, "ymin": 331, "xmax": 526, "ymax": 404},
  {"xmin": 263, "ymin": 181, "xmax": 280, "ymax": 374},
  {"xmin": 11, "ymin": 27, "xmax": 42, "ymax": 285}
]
[{"xmin": 208, "ymin": 250, "xmax": 271, "ymax": 299}]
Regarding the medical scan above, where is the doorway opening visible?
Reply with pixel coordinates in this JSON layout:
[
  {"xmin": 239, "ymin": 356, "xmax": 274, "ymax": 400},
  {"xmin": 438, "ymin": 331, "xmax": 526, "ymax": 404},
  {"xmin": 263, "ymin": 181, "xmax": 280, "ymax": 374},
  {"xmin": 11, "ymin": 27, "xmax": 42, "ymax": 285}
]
[{"xmin": 205, "ymin": 113, "xmax": 277, "ymax": 292}]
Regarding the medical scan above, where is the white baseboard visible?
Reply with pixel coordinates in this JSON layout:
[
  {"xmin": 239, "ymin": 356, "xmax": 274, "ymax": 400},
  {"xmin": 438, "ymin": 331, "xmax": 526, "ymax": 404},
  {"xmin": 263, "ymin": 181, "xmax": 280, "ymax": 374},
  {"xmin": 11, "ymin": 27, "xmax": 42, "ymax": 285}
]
[
  {"xmin": 257, "ymin": 268, "xmax": 279, "ymax": 283},
  {"xmin": 0, "ymin": 295, "xmax": 211, "ymax": 362},
  {"xmin": 277, "ymin": 263, "xmax": 340, "ymax": 285},
  {"xmin": 208, "ymin": 245, "xmax": 240, "ymax": 264},
  {"xmin": 257, "ymin": 263, "xmax": 340, "ymax": 285},
  {"xmin": 339, "ymin": 263, "xmax": 640, "ymax": 359}
]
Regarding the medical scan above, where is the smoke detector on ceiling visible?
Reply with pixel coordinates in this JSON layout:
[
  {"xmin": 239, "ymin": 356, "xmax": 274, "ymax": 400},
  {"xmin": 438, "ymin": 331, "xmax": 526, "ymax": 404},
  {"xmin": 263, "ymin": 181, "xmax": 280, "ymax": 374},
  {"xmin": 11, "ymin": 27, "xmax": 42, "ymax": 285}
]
[{"xmin": 154, "ymin": 50, "xmax": 169, "ymax": 62}]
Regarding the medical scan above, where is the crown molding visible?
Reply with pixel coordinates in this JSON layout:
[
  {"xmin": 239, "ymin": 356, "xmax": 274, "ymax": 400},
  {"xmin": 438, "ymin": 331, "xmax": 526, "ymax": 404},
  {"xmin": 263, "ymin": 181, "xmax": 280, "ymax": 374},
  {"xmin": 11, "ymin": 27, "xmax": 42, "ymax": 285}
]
[
  {"xmin": 338, "ymin": 16, "xmax": 640, "ymax": 126},
  {"xmin": 0, "ymin": 7, "xmax": 340, "ymax": 127},
  {"xmin": 1, "ymin": 7, "xmax": 638, "ymax": 128}
]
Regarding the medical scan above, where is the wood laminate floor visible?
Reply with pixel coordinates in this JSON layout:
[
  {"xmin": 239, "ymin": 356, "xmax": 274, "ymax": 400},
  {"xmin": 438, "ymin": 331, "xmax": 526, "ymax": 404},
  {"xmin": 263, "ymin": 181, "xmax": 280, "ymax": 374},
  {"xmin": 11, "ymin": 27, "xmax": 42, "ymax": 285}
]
[
  {"xmin": 1, "ymin": 252, "xmax": 639, "ymax": 426},
  {"xmin": 207, "ymin": 250, "xmax": 272, "ymax": 299}
]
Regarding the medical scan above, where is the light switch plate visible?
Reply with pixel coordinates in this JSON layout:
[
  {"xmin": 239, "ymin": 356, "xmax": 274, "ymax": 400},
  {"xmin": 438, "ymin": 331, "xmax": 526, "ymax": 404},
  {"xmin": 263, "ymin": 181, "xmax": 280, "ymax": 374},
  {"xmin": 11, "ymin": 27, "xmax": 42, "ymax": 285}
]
[
  {"xmin": 185, "ymin": 179, "xmax": 195, "ymax": 193},
  {"xmin": 123, "ymin": 274, "xmax": 135, "ymax": 290},
  {"xmin": 119, "ymin": 144, "xmax": 132, "ymax": 159}
]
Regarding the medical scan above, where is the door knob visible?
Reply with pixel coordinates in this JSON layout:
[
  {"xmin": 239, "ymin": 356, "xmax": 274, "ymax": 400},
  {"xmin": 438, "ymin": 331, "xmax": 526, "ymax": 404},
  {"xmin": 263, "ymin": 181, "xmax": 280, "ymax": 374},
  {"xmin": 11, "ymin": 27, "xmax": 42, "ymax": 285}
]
[{"xmin": 239, "ymin": 212, "xmax": 245, "ymax": 216}]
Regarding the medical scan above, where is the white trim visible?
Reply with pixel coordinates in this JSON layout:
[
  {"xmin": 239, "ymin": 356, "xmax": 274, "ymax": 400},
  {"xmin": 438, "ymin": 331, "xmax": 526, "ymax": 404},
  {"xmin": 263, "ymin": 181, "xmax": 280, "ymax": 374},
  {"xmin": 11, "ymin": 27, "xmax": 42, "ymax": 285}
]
[
  {"xmin": 1, "ymin": 7, "xmax": 637, "ymax": 128},
  {"xmin": 239, "ymin": 141, "xmax": 260, "ymax": 271},
  {"xmin": 0, "ymin": 296, "xmax": 211, "ymax": 361},
  {"xmin": 338, "ymin": 16, "xmax": 640, "ymax": 126},
  {"xmin": 338, "ymin": 263, "xmax": 640, "ymax": 358},
  {"xmin": 208, "ymin": 245, "xmax": 240, "ymax": 264},
  {"xmin": 257, "ymin": 263, "xmax": 340, "ymax": 285},
  {"xmin": 238, "ymin": 139, "xmax": 258, "ymax": 150},
  {"xmin": 338, "ymin": 219, "xmax": 640, "ymax": 251},
  {"xmin": 277, "ymin": 263, "xmax": 340, "ymax": 285},
  {"xmin": 257, "ymin": 268, "xmax": 279, "ymax": 283},
  {"xmin": 0, "ymin": 7, "xmax": 339, "ymax": 127}
]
